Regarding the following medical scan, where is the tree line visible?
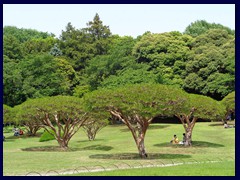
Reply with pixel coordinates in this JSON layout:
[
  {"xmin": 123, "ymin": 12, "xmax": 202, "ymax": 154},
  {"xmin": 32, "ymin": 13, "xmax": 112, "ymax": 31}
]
[{"xmin": 3, "ymin": 14, "xmax": 235, "ymax": 107}]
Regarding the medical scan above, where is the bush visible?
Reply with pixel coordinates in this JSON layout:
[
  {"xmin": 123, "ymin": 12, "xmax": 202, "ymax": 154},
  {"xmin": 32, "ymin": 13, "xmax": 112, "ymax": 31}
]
[
  {"xmin": 3, "ymin": 125, "xmax": 14, "ymax": 133},
  {"xmin": 39, "ymin": 130, "xmax": 55, "ymax": 142}
]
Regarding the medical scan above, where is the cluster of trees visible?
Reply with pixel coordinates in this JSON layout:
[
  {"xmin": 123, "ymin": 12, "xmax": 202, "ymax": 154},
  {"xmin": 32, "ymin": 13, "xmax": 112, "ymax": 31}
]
[
  {"xmin": 4, "ymin": 16, "xmax": 235, "ymax": 107},
  {"xmin": 4, "ymin": 84, "xmax": 234, "ymax": 158}
]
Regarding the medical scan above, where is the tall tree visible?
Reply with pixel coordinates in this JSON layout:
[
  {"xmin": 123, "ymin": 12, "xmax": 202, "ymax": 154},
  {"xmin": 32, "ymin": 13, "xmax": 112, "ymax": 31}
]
[
  {"xmin": 59, "ymin": 22, "xmax": 95, "ymax": 71},
  {"xmin": 84, "ymin": 13, "xmax": 112, "ymax": 55}
]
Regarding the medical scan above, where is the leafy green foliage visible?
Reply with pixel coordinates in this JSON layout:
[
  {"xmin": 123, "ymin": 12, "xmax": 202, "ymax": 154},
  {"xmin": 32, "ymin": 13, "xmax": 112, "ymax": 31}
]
[
  {"xmin": 19, "ymin": 54, "xmax": 77, "ymax": 99},
  {"xmin": 184, "ymin": 20, "xmax": 235, "ymax": 37},
  {"xmin": 49, "ymin": 43, "xmax": 63, "ymax": 56},
  {"xmin": 39, "ymin": 130, "xmax": 55, "ymax": 142},
  {"xmin": 3, "ymin": 18, "xmax": 235, "ymax": 107},
  {"xmin": 39, "ymin": 130, "xmax": 63, "ymax": 142},
  {"xmin": 188, "ymin": 94, "xmax": 225, "ymax": 120},
  {"xmin": 23, "ymin": 36, "xmax": 57, "ymax": 55},
  {"xmin": 16, "ymin": 96, "xmax": 88, "ymax": 148},
  {"xmin": 60, "ymin": 14, "xmax": 112, "ymax": 71},
  {"xmin": 183, "ymin": 29, "xmax": 235, "ymax": 100},
  {"xmin": 221, "ymin": 91, "xmax": 235, "ymax": 111},
  {"xmin": 3, "ymin": 26, "xmax": 53, "ymax": 43},
  {"xmin": 132, "ymin": 31, "xmax": 193, "ymax": 86},
  {"xmin": 3, "ymin": 59, "xmax": 25, "ymax": 106},
  {"xmin": 84, "ymin": 13, "xmax": 112, "ymax": 55},
  {"xmin": 3, "ymin": 35, "xmax": 25, "ymax": 60},
  {"xmin": 3, "ymin": 104, "xmax": 14, "ymax": 124},
  {"xmin": 100, "ymin": 65, "xmax": 162, "ymax": 89},
  {"xmin": 84, "ymin": 36, "xmax": 137, "ymax": 90},
  {"xmin": 85, "ymin": 84, "xmax": 174, "ymax": 118}
]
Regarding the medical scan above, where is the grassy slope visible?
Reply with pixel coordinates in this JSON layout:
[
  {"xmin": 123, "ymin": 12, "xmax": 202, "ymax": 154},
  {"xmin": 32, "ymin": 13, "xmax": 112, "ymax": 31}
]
[{"xmin": 3, "ymin": 122, "xmax": 235, "ymax": 176}]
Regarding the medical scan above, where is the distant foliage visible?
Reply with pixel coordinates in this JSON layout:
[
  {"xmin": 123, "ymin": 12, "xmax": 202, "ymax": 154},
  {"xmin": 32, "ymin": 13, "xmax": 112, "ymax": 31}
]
[
  {"xmin": 184, "ymin": 20, "xmax": 235, "ymax": 37},
  {"xmin": 3, "ymin": 18, "xmax": 235, "ymax": 106},
  {"xmin": 183, "ymin": 29, "xmax": 235, "ymax": 100},
  {"xmin": 49, "ymin": 43, "xmax": 63, "ymax": 56},
  {"xmin": 3, "ymin": 26, "xmax": 53, "ymax": 43}
]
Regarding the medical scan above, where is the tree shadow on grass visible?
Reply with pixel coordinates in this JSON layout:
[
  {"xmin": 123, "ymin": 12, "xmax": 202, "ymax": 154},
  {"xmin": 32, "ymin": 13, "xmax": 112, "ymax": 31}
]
[
  {"xmin": 208, "ymin": 123, "xmax": 224, "ymax": 127},
  {"xmin": 77, "ymin": 138, "xmax": 105, "ymax": 143},
  {"xmin": 22, "ymin": 146, "xmax": 69, "ymax": 152},
  {"xmin": 154, "ymin": 141, "xmax": 224, "ymax": 148},
  {"xmin": 21, "ymin": 144, "xmax": 113, "ymax": 152},
  {"xmin": 3, "ymin": 139, "xmax": 16, "ymax": 142},
  {"xmin": 78, "ymin": 145, "xmax": 113, "ymax": 151},
  {"xmin": 209, "ymin": 122, "xmax": 234, "ymax": 127},
  {"xmin": 89, "ymin": 153, "xmax": 191, "ymax": 160},
  {"xmin": 148, "ymin": 125, "xmax": 170, "ymax": 130},
  {"xmin": 120, "ymin": 125, "xmax": 170, "ymax": 132}
]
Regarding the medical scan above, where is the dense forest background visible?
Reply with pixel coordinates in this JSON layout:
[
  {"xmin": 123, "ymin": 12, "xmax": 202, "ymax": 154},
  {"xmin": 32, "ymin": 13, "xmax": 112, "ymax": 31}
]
[{"xmin": 3, "ymin": 13, "xmax": 235, "ymax": 107}]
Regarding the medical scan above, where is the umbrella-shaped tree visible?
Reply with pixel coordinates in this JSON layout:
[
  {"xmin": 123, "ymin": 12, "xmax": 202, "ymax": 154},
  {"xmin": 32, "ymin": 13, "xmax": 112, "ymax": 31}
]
[
  {"xmin": 3, "ymin": 104, "xmax": 14, "ymax": 125},
  {"xmin": 173, "ymin": 93, "xmax": 225, "ymax": 146},
  {"xmin": 84, "ymin": 84, "xmax": 189, "ymax": 158},
  {"xmin": 16, "ymin": 96, "xmax": 88, "ymax": 150},
  {"xmin": 221, "ymin": 91, "xmax": 235, "ymax": 121}
]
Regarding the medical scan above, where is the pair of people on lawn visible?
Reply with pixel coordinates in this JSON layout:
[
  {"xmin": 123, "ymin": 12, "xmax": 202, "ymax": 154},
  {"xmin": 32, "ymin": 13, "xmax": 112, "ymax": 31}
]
[{"xmin": 170, "ymin": 133, "xmax": 186, "ymax": 144}]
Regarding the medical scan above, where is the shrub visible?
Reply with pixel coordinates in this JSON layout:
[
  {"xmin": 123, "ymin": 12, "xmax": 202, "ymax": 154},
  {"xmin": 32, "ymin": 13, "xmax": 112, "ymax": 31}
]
[{"xmin": 39, "ymin": 130, "xmax": 55, "ymax": 142}]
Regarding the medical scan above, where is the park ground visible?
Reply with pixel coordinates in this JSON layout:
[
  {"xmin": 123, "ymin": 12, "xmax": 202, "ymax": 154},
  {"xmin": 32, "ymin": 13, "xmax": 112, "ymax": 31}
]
[{"xmin": 3, "ymin": 122, "xmax": 235, "ymax": 176}]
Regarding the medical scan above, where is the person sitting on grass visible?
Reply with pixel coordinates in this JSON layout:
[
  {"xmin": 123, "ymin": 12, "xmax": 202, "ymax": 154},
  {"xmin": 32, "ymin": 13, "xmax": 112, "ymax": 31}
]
[
  {"xmin": 224, "ymin": 121, "xmax": 235, "ymax": 128},
  {"xmin": 13, "ymin": 126, "xmax": 20, "ymax": 136},
  {"xmin": 19, "ymin": 129, "xmax": 24, "ymax": 135},
  {"xmin": 170, "ymin": 134, "xmax": 179, "ymax": 144},
  {"xmin": 179, "ymin": 133, "xmax": 186, "ymax": 145}
]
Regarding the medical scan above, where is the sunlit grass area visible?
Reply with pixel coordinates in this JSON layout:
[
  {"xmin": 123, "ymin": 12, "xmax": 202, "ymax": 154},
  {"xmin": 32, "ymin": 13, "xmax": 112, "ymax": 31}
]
[{"xmin": 3, "ymin": 122, "xmax": 235, "ymax": 176}]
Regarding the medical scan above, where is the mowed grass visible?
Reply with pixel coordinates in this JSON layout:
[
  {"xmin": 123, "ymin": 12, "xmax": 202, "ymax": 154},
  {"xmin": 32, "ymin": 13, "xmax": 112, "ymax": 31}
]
[
  {"xmin": 69, "ymin": 161, "xmax": 235, "ymax": 176},
  {"xmin": 3, "ymin": 122, "xmax": 235, "ymax": 176}
]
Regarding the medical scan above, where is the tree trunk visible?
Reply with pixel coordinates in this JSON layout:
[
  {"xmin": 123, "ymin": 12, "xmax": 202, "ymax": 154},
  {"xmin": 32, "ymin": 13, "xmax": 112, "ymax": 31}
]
[
  {"xmin": 184, "ymin": 130, "xmax": 192, "ymax": 146},
  {"xmin": 137, "ymin": 137, "xmax": 148, "ymax": 158},
  {"xmin": 176, "ymin": 110, "xmax": 197, "ymax": 147},
  {"xmin": 58, "ymin": 139, "xmax": 69, "ymax": 150},
  {"xmin": 109, "ymin": 110, "xmax": 151, "ymax": 159}
]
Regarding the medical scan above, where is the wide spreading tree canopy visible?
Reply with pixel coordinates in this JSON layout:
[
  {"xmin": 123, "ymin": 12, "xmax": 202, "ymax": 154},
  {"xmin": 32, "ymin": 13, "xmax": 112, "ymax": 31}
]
[
  {"xmin": 15, "ymin": 96, "xmax": 89, "ymax": 149},
  {"xmin": 84, "ymin": 84, "xmax": 224, "ymax": 154}
]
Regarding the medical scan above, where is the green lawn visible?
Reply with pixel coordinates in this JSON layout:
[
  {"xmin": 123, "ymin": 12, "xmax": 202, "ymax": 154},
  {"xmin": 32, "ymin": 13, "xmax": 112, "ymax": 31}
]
[
  {"xmin": 3, "ymin": 122, "xmax": 235, "ymax": 176},
  {"xmin": 69, "ymin": 161, "xmax": 235, "ymax": 176}
]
